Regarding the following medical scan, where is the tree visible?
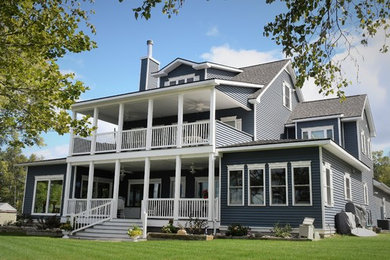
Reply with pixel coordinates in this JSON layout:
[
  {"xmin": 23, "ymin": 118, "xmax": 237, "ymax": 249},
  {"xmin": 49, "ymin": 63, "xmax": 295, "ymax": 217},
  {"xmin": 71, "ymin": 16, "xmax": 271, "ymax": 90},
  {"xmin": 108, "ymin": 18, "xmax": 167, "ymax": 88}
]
[
  {"xmin": 373, "ymin": 150, "xmax": 390, "ymax": 187},
  {"xmin": 0, "ymin": 0, "xmax": 96, "ymax": 149},
  {"xmin": 127, "ymin": 0, "xmax": 390, "ymax": 98},
  {"xmin": 0, "ymin": 144, "xmax": 39, "ymax": 212}
]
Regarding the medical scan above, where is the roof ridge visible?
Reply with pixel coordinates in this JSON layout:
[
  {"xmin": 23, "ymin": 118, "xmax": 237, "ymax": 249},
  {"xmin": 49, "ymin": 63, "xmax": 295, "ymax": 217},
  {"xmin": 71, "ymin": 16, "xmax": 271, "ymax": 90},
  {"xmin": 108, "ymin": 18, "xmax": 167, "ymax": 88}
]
[
  {"xmin": 239, "ymin": 59, "xmax": 290, "ymax": 69},
  {"xmin": 301, "ymin": 94, "xmax": 367, "ymax": 104}
]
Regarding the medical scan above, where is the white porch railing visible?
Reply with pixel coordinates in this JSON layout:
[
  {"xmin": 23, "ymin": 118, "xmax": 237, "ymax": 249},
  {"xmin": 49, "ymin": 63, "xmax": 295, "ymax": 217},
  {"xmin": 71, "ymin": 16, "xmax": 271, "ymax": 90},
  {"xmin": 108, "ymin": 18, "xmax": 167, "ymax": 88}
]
[
  {"xmin": 71, "ymin": 199, "xmax": 113, "ymax": 234},
  {"xmin": 147, "ymin": 199, "xmax": 174, "ymax": 218},
  {"xmin": 72, "ymin": 121, "xmax": 210, "ymax": 154},
  {"xmin": 67, "ymin": 199, "xmax": 113, "ymax": 215},
  {"xmin": 178, "ymin": 199, "xmax": 209, "ymax": 219},
  {"xmin": 151, "ymin": 125, "xmax": 177, "ymax": 148}
]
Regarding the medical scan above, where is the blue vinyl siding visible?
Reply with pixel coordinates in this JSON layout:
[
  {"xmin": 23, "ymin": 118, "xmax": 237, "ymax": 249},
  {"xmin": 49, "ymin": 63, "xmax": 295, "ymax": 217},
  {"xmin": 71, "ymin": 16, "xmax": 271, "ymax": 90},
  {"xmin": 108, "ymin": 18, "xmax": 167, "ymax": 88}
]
[
  {"xmin": 256, "ymin": 70, "xmax": 298, "ymax": 140},
  {"xmin": 207, "ymin": 68, "xmax": 237, "ymax": 80},
  {"xmin": 373, "ymin": 187, "xmax": 390, "ymax": 221},
  {"xmin": 160, "ymin": 64, "xmax": 204, "ymax": 87},
  {"xmin": 216, "ymin": 85, "xmax": 257, "ymax": 108},
  {"xmin": 322, "ymin": 149, "xmax": 365, "ymax": 231},
  {"xmin": 139, "ymin": 59, "xmax": 148, "ymax": 91},
  {"xmin": 23, "ymin": 164, "xmax": 67, "ymax": 217},
  {"xmin": 297, "ymin": 118, "xmax": 340, "ymax": 145},
  {"xmin": 139, "ymin": 58, "xmax": 159, "ymax": 91},
  {"xmin": 220, "ymin": 147, "xmax": 322, "ymax": 228},
  {"xmin": 215, "ymin": 121, "xmax": 253, "ymax": 147},
  {"xmin": 148, "ymin": 59, "xmax": 159, "ymax": 90},
  {"xmin": 343, "ymin": 121, "xmax": 359, "ymax": 158}
]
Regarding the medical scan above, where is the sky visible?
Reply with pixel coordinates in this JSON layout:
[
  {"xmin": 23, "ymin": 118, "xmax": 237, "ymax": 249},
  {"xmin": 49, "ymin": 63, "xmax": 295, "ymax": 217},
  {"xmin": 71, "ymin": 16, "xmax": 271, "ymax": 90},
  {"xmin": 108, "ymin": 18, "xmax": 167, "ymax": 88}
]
[{"xmin": 23, "ymin": 0, "xmax": 390, "ymax": 159}]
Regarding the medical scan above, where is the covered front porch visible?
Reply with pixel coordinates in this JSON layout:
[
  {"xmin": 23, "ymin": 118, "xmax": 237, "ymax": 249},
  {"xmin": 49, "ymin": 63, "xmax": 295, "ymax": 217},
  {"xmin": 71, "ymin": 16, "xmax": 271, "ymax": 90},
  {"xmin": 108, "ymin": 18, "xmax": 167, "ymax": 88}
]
[{"xmin": 62, "ymin": 154, "xmax": 219, "ymax": 232}]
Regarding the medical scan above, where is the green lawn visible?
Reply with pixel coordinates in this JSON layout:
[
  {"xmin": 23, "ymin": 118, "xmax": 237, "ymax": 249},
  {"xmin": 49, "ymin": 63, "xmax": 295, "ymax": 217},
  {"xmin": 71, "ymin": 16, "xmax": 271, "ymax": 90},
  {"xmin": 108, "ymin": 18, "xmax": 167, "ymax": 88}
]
[{"xmin": 0, "ymin": 234, "xmax": 389, "ymax": 259}]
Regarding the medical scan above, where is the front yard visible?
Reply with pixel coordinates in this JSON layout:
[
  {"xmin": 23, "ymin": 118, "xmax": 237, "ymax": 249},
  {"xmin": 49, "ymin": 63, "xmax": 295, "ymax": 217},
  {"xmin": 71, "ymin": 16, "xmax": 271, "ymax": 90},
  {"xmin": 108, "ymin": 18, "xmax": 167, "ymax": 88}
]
[{"xmin": 0, "ymin": 234, "xmax": 389, "ymax": 259}]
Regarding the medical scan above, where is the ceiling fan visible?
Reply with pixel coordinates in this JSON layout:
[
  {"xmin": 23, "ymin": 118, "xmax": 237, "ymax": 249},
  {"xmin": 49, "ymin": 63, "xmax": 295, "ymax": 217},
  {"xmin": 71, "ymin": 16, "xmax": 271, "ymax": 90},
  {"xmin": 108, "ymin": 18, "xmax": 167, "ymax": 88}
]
[
  {"xmin": 186, "ymin": 101, "xmax": 210, "ymax": 112},
  {"xmin": 120, "ymin": 167, "xmax": 133, "ymax": 181},
  {"xmin": 189, "ymin": 162, "xmax": 203, "ymax": 174}
]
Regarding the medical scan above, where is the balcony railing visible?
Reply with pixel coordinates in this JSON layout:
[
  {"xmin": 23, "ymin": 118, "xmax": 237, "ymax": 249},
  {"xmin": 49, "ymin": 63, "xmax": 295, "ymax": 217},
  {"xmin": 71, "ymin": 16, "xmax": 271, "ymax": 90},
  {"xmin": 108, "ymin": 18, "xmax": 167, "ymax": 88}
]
[{"xmin": 72, "ymin": 121, "xmax": 210, "ymax": 155}]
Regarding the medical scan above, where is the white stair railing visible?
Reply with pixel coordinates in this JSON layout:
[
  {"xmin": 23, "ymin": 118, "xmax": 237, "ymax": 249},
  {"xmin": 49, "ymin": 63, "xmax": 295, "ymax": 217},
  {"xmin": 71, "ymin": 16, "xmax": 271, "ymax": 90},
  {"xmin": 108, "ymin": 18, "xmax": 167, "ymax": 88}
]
[{"xmin": 71, "ymin": 200, "xmax": 113, "ymax": 234}]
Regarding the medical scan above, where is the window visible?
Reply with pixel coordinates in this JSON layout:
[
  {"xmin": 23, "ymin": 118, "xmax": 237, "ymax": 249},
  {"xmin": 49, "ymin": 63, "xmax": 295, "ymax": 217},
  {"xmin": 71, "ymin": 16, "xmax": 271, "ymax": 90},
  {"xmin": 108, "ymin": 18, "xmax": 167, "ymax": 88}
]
[
  {"xmin": 33, "ymin": 175, "xmax": 63, "ymax": 215},
  {"xmin": 292, "ymin": 161, "xmax": 312, "ymax": 206},
  {"xmin": 170, "ymin": 177, "xmax": 186, "ymax": 198},
  {"xmin": 363, "ymin": 183, "xmax": 369, "ymax": 205},
  {"xmin": 344, "ymin": 173, "xmax": 352, "ymax": 201},
  {"xmin": 361, "ymin": 131, "xmax": 366, "ymax": 154},
  {"xmin": 81, "ymin": 176, "xmax": 113, "ymax": 198},
  {"xmin": 164, "ymin": 74, "xmax": 200, "ymax": 87},
  {"xmin": 247, "ymin": 164, "xmax": 265, "ymax": 206},
  {"xmin": 228, "ymin": 165, "xmax": 244, "ymax": 205},
  {"xmin": 127, "ymin": 179, "xmax": 161, "ymax": 207},
  {"xmin": 367, "ymin": 138, "xmax": 372, "ymax": 158},
  {"xmin": 323, "ymin": 163, "xmax": 334, "ymax": 207},
  {"xmin": 302, "ymin": 126, "xmax": 333, "ymax": 140},
  {"xmin": 220, "ymin": 116, "xmax": 242, "ymax": 131},
  {"xmin": 269, "ymin": 163, "xmax": 288, "ymax": 206},
  {"xmin": 283, "ymin": 82, "xmax": 292, "ymax": 110}
]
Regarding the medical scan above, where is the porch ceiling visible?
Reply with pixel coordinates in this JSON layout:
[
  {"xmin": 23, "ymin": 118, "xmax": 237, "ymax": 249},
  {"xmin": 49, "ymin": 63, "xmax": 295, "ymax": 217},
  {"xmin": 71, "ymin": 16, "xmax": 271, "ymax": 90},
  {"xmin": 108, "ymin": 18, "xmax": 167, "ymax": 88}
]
[{"xmin": 75, "ymin": 88, "xmax": 246, "ymax": 124}]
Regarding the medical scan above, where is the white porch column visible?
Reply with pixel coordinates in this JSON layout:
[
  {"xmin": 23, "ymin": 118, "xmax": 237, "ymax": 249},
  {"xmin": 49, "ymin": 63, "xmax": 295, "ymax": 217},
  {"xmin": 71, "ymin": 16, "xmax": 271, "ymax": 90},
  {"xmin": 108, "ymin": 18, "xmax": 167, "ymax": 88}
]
[
  {"xmin": 208, "ymin": 153, "xmax": 215, "ymax": 221},
  {"xmin": 143, "ymin": 157, "xmax": 151, "ymax": 203},
  {"xmin": 62, "ymin": 163, "xmax": 72, "ymax": 216},
  {"xmin": 91, "ymin": 107, "xmax": 99, "ymax": 155},
  {"xmin": 116, "ymin": 103, "xmax": 124, "ymax": 153},
  {"xmin": 173, "ymin": 155, "xmax": 181, "ymax": 221},
  {"xmin": 86, "ymin": 161, "xmax": 94, "ymax": 211},
  {"xmin": 112, "ymin": 160, "xmax": 121, "ymax": 218},
  {"xmin": 68, "ymin": 111, "xmax": 76, "ymax": 156},
  {"xmin": 209, "ymin": 88, "xmax": 216, "ymax": 146},
  {"xmin": 146, "ymin": 99, "xmax": 154, "ymax": 150},
  {"xmin": 177, "ymin": 94, "xmax": 184, "ymax": 148}
]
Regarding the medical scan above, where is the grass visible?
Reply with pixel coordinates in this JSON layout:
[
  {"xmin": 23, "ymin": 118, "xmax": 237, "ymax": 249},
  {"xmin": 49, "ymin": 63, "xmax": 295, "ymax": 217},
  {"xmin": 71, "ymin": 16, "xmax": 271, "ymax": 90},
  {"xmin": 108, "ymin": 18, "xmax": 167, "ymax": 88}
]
[{"xmin": 1, "ymin": 234, "xmax": 390, "ymax": 259}]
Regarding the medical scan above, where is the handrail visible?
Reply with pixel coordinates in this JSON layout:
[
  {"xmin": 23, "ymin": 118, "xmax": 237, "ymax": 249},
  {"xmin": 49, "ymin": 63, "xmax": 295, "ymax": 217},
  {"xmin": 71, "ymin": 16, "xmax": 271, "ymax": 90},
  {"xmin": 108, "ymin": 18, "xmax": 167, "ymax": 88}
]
[{"xmin": 70, "ymin": 200, "xmax": 113, "ymax": 234}]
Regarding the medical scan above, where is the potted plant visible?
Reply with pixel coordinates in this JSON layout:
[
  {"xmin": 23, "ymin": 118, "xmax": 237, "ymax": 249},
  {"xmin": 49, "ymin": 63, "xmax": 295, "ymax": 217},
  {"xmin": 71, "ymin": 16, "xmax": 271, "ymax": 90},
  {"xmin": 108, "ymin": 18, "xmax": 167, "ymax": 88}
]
[
  {"xmin": 128, "ymin": 225, "xmax": 143, "ymax": 242},
  {"xmin": 60, "ymin": 221, "xmax": 73, "ymax": 239},
  {"xmin": 177, "ymin": 224, "xmax": 187, "ymax": 236}
]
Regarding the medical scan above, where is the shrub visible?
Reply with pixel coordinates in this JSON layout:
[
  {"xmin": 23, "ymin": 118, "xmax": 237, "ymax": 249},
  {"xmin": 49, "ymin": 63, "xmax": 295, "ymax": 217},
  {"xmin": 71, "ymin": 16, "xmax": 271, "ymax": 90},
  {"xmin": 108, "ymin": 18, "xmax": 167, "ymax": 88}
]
[
  {"xmin": 161, "ymin": 219, "xmax": 178, "ymax": 233},
  {"xmin": 185, "ymin": 217, "xmax": 208, "ymax": 235},
  {"xmin": 128, "ymin": 225, "xmax": 143, "ymax": 238},
  {"xmin": 272, "ymin": 222, "xmax": 292, "ymax": 238},
  {"xmin": 226, "ymin": 223, "xmax": 249, "ymax": 236},
  {"xmin": 60, "ymin": 221, "xmax": 73, "ymax": 231},
  {"xmin": 15, "ymin": 214, "xmax": 33, "ymax": 227},
  {"xmin": 37, "ymin": 216, "xmax": 60, "ymax": 230}
]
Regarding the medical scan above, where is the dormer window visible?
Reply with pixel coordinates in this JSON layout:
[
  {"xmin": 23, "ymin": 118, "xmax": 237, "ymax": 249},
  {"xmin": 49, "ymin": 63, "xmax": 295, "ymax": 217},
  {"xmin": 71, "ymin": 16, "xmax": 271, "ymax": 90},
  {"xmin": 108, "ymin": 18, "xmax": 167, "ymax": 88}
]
[
  {"xmin": 302, "ymin": 126, "xmax": 333, "ymax": 140},
  {"xmin": 283, "ymin": 82, "xmax": 292, "ymax": 110},
  {"xmin": 221, "ymin": 116, "xmax": 242, "ymax": 131},
  {"xmin": 164, "ymin": 74, "xmax": 200, "ymax": 87}
]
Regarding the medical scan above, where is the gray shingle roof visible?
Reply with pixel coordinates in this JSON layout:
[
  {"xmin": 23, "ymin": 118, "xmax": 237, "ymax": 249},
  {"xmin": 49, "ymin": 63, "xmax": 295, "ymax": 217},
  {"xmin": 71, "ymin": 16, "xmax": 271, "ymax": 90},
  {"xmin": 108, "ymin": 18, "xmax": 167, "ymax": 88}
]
[{"xmin": 286, "ymin": 94, "xmax": 367, "ymax": 124}]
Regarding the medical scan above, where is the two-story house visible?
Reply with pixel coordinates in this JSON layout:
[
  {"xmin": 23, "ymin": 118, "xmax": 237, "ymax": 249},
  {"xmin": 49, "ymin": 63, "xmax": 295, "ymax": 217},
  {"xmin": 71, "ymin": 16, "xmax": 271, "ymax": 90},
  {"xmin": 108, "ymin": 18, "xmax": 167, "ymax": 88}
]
[{"xmin": 20, "ymin": 40, "xmax": 385, "ymax": 239}]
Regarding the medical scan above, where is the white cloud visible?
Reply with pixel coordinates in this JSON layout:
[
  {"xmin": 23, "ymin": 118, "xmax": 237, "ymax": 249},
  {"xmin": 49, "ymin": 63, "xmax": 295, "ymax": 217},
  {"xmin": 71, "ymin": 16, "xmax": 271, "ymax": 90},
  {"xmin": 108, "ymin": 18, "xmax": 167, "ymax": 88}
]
[
  {"xmin": 206, "ymin": 26, "xmax": 219, "ymax": 37},
  {"xmin": 29, "ymin": 144, "xmax": 69, "ymax": 159},
  {"xmin": 201, "ymin": 44, "xmax": 282, "ymax": 67}
]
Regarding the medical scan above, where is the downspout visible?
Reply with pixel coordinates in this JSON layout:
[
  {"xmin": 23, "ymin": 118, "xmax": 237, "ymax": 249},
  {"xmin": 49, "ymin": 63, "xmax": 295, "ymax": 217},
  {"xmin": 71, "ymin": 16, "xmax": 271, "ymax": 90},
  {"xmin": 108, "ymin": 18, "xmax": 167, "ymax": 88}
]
[{"xmin": 319, "ymin": 146, "xmax": 326, "ymax": 234}]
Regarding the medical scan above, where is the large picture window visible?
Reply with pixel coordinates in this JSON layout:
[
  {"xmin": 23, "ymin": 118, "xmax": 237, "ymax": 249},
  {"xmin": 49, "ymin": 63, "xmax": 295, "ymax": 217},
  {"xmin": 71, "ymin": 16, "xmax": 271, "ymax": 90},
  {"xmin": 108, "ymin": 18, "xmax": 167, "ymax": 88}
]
[
  {"xmin": 247, "ymin": 164, "xmax": 265, "ymax": 206},
  {"xmin": 269, "ymin": 163, "xmax": 288, "ymax": 206},
  {"xmin": 302, "ymin": 126, "xmax": 333, "ymax": 140},
  {"xmin": 33, "ymin": 175, "xmax": 63, "ymax": 215},
  {"xmin": 323, "ymin": 163, "xmax": 334, "ymax": 207},
  {"xmin": 292, "ymin": 161, "xmax": 312, "ymax": 206},
  {"xmin": 228, "ymin": 165, "xmax": 244, "ymax": 206}
]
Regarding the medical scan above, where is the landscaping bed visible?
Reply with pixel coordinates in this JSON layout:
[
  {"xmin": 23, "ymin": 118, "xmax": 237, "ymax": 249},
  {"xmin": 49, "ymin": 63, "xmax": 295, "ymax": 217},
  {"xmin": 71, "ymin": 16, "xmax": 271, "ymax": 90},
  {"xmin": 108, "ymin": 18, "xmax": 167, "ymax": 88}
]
[
  {"xmin": 0, "ymin": 226, "xmax": 62, "ymax": 237},
  {"xmin": 147, "ymin": 232, "xmax": 213, "ymax": 241}
]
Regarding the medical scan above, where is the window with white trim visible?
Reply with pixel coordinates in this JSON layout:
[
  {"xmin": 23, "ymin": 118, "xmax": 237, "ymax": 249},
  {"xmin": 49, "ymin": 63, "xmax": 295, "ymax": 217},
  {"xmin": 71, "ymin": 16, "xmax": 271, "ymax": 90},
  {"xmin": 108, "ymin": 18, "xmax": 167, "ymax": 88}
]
[
  {"xmin": 283, "ymin": 82, "xmax": 292, "ymax": 110},
  {"xmin": 170, "ymin": 177, "xmax": 186, "ymax": 198},
  {"xmin": 220, "ymin": 116, "xmax": 242, "ymax": 131},
  {"xmin": 363, "ymin": 183, "xmax": 369, "ymax": 205},
  {"xmin": 361, "ymin": 131, "xmax": 367, "ymax": 154},
  {"xmin": 292, "ymin": 161, "xmax": 312, "ymax": 206},
  {"xmin": 269, "ymin": 163, "xmax": 288, "ymax": 206},
  {"xmin": 302, "ymin": 126, "xmax": 333, "ymax": 140},
  {"xmin": 247, "ymin": 164, "xmax": 265, "ymax": 206},
  {"xmin": 228, "ymin": 165, "xmax": 244, "ymax": 205},
  {"xmin": 323, "ymin": 163, "xmax": 334, "ymax": 207},
  {"xmin": 367, "ymin": 138, "xmax": 372, "ymax": 158},
  {"xmin": 344, "ymin": 173, "xmax": 352, "ymax": 201},
  {"xmin": 33, "ymin": 175, "xmax": 63, "ymax": 214},
  {"xmin": 164, "ymin": 74, "xmax": 200, "ymax": 87}
]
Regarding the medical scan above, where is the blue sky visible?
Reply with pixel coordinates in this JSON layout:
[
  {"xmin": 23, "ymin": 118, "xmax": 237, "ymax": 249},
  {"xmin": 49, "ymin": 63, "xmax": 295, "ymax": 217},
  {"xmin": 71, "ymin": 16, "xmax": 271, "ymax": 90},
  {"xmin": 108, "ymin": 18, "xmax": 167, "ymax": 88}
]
[{"xmin": 23, "ymin": 0, "xmax": 390, "ymax": 158}]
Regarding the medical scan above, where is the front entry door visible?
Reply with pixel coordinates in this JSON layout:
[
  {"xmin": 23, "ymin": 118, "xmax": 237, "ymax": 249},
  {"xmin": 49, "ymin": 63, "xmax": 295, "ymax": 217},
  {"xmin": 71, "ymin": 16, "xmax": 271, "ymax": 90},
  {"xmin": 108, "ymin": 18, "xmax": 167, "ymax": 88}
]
[{"xmin": 127, "ymin": 180, "xmax": 161, "ymax": 218}]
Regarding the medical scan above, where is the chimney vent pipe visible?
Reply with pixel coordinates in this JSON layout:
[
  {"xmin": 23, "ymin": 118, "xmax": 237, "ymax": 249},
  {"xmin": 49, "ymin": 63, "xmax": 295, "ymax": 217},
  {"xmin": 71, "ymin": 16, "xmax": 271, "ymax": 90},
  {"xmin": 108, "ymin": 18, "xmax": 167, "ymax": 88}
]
[{"xmin": 147, "ymin": 40, "xmax": 153, "ymax": 58}]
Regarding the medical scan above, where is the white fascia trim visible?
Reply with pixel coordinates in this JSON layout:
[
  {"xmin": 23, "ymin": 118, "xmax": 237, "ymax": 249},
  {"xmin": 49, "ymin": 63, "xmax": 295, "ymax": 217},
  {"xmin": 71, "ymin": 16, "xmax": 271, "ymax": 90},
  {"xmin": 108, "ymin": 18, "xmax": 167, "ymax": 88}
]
[
  {"xmin": 35, "ymin": 175, "xmax": 64, "ymax": 181},
  {"xmin": 364, "ymin": 98, "xmax": 377, "ymax": 137},
  {"xmin": 16, "ymin": 159, "xmax": 67, "ymax": 167},
  {"xmin": 292, "ymin": 114, "xmax": 344, "ymax": 123},
  {"xmin": 373, "ymin": 180, "xmax": 390, "ymax": 195},
  {"xmin": 151, "ymin": 59, "xmax": 196, "ymax": 77},
  {"xmin": 214, "ymin": 79, "xmax": 263, "ymax": 88},
  {"xmin": 285, "ymin": 123, "xmax": 295, "ymax": 127},
  {"xmin": 139, "ymin": 56, "xmax": 160, "ymax": 65},
  {"xmin": 255, "ymin": 60, "xmax": 291, "ymax": 103},
  {"xmin": 192, "ymin": 63, "xmax": 243, "ymax": 73},
  {"xmin": 340, "ymin": 116, "xmax": 362, "ymax": 122},
  {"xmin": 72, "ymin": 80, "xmax": 218, "ymax": 110}
]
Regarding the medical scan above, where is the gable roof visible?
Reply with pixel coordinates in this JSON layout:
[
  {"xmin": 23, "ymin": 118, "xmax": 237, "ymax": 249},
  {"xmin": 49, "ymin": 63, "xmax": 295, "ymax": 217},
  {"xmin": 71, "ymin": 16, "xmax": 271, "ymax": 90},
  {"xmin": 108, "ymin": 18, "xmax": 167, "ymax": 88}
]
[{"xmin": 287, "ymin": 94, "xmax": 367, "ymax": 123}]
